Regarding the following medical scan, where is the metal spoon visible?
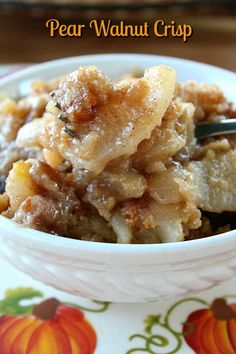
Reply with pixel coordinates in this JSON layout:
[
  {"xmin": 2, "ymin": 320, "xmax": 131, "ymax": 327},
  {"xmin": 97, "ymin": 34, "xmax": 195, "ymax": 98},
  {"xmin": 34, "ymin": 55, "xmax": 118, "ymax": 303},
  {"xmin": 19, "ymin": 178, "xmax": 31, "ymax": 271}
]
[{"xmin": 195, "ymin": 119, "xmax": 236, "ymax": 140}]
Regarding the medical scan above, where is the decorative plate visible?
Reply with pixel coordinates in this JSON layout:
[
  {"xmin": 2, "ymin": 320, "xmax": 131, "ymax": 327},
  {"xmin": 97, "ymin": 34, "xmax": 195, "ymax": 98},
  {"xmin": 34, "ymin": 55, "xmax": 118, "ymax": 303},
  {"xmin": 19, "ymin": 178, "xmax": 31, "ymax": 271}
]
[{"xmin": 1, "ymin": 256, "xmax": 236, "ymax": 353}]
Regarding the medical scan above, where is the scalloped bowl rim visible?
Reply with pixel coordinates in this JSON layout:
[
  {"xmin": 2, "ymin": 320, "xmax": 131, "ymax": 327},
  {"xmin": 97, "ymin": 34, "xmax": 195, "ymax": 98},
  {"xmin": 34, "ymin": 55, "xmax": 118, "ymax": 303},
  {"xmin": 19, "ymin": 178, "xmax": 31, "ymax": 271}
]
[
  {"xmin": 0, "ymin": 215, "xmax": 236, "ymax": 255},
  {"xmin": 0, "ymin": 53, "xmax": 235, "ymax": 256}
]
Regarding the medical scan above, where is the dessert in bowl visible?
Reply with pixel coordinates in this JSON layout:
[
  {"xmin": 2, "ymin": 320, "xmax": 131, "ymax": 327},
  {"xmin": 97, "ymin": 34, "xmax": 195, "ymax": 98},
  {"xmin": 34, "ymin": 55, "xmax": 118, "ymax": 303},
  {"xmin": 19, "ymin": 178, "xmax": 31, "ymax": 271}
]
[{"xmin": 0, "ymin": 54, "xmax": 235, "ymax": 302}]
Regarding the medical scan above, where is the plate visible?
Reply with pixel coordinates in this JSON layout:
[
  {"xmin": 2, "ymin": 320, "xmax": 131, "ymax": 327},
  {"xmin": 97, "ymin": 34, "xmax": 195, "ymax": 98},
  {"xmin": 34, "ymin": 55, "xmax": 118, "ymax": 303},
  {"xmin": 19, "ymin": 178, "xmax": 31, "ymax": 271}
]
[{"xmin": 0, "ymin": 256, "xmax": 236, "ymax": 353}]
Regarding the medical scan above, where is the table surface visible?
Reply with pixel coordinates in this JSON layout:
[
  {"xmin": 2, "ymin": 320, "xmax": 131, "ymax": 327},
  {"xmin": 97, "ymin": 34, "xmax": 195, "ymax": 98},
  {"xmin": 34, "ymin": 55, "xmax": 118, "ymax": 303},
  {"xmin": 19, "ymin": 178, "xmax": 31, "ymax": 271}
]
[{"xmin": 0, "ymin": 9, "xmax": 235, "ymax": 71}]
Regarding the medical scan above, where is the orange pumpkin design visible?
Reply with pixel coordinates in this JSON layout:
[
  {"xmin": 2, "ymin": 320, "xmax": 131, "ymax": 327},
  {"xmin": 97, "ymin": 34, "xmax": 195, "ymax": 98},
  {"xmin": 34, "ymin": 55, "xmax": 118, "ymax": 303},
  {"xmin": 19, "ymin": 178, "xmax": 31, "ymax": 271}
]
[
  {"xmin": 183, "ymin": 298, "xmax": 236, "ymax": 354},
  {"xmin": 0, "ymin": 298, "xmax": 97, "ymax": 354}
]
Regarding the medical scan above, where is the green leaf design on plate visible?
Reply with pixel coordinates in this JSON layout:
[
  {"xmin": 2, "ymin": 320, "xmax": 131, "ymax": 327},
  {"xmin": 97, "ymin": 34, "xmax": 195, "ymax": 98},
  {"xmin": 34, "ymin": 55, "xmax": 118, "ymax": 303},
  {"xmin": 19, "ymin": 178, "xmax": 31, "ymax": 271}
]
[
  {"xmin": 126, "ymin": 297, "xmax": 210, "ymax": 354},
  {"xmin": 0, "ymin": 287, "xmax": 110, "ymax": 317},
  {"xmin": 64, "ymin": 300, "xmax": 110, "ymax": 313},
  {"xmin": 0, "ymin": 287, "xmax": 43, "ymax": 316}
]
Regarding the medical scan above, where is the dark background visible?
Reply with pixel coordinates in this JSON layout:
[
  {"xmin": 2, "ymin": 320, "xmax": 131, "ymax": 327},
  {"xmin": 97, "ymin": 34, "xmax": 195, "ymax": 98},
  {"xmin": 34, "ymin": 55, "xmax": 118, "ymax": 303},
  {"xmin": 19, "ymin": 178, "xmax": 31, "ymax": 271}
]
[{"xmin": 0, "ymin": 1, "xmax": 235, "ymax": 71}]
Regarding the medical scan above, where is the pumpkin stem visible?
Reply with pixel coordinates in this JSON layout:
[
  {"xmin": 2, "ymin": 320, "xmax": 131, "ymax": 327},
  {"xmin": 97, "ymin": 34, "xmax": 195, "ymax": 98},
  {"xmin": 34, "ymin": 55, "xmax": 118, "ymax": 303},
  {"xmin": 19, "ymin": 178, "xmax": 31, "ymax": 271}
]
[
  {"xmin": 32, "ymin": 298, "xmax": 61, "ymax": 320},
  {"xmin": 211, "ymin": 298, "xmax": 236, "ymax": 320}
]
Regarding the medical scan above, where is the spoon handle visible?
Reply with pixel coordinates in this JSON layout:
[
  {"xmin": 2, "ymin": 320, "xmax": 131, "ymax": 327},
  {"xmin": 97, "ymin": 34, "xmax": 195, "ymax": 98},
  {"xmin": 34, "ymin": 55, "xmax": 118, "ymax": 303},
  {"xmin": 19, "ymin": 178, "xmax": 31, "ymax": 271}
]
[{"xmin": 195, "ymin": 119, "xmax": 236, "ymax": 139}]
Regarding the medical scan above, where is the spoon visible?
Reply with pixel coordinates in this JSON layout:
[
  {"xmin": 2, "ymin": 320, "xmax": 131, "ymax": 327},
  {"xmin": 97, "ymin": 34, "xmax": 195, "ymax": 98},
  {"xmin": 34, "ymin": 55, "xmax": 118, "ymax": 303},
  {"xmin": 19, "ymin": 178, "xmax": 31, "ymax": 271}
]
[{"xmin": 195, "ymin": 119, "xmax": 236, "ymax": 139}]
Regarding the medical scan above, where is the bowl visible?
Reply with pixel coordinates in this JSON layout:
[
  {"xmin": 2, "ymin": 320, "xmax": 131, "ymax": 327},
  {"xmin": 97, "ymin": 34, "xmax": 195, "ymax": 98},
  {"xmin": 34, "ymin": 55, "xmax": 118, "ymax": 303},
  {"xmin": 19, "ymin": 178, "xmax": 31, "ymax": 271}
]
[{"xmin": 0, "ymin": 54, "xmax": 236, "ymax": 303}]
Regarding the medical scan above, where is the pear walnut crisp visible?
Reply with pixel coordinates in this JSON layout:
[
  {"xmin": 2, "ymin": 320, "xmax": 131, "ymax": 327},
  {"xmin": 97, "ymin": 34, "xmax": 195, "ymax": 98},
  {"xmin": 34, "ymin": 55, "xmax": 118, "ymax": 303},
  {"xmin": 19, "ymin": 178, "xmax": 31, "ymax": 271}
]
[{"xmin": 0, "ymin": 65, "xmax": 235, "ymax": 243}]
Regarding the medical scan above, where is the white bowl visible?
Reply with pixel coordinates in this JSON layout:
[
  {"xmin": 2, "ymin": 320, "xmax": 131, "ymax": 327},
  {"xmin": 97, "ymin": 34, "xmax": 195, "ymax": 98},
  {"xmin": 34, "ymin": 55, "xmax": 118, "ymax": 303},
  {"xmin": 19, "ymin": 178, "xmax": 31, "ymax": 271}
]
[{"xmin": 0, "ymin": 54, "xmax": 236, "ymax": 303}]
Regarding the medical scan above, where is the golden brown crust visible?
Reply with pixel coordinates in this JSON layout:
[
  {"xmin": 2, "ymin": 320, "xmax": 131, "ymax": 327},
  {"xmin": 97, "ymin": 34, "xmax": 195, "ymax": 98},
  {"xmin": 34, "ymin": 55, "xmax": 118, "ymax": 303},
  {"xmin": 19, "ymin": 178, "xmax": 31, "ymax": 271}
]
[{"xmin": 1, "ymin": 66, "xmax": 235, "ymax": 243}]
